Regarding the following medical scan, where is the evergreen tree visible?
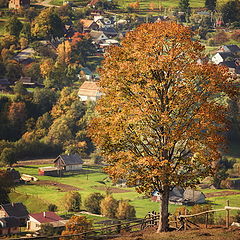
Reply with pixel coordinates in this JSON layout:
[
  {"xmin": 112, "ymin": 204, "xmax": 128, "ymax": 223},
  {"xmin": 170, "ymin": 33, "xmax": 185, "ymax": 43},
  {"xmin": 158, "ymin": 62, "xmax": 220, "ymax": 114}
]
[
  {"xmin": 205, "ymin": 0, "xmax": 216, "ymax": 11},
  {"xmin": 221, "ymin": 0, "xmax": 240, "ymax": 24},
  {"xmin": 179, "ymin": 0, "xmax": 191, "ymax": 22},
  {"xmin": 5, "ymin": 16, "xmax": 23, "ymax": 38}
]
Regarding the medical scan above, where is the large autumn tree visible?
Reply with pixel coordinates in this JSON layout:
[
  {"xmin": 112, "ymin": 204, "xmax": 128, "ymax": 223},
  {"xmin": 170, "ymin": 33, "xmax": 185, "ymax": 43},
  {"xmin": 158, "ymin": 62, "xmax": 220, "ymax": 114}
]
[{"xmin": 88, "ymin": 22, "xmax": 237, "ymax": 232}]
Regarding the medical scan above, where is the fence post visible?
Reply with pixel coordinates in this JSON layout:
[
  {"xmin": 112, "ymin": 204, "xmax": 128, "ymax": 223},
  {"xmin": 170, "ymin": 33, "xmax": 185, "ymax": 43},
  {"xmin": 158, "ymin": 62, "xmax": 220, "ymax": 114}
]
[
  {"xmin": 205, "ymin": 213, "xmax": 208, "ymax": 229},
  {"xmin": 226, "ymin": 200, "xmax": 230, "ymax": 228},
  {"xmin": 184, "ymin": 208, "xmax": 187, "ymax": 230}
]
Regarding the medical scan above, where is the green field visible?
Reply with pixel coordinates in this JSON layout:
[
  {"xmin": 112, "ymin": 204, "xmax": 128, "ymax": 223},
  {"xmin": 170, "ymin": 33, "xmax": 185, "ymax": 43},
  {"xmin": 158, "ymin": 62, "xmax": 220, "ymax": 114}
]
[{"xmin": 9, "ymin": 163, "xmax": 240, "ymax": 222}]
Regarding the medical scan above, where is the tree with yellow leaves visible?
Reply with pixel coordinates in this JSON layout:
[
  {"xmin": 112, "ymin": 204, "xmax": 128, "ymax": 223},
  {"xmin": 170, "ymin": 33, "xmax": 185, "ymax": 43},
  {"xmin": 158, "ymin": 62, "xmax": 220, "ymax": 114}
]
[{"xmin": 88, "ymin": 22, "xmax": 237, "ymax": 232}]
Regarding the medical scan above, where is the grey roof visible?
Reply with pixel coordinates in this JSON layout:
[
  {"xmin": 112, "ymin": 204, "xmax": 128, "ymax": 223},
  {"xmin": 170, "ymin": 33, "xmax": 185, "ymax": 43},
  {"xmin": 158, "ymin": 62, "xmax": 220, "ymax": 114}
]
[
  {"xmin": 100, "ymin": 27, "xmax": 118, "ymax": 35},
  {"xmin": 89, "ymin": 30, "xmax": 106, "ymax": 39},
  {"xmin": 220, "ymin": 61, "xmax": 238, "ymax": 68},
  {"xmin": 0, "ymin": 217, "xmax": 20, "ymax": 228},
  {"xmin": 223, "ymin": 45, "xmax": 240, "ymax": 53},
  {"xmin": 1, "ymin": 203, "xmax": 29, "ymax": 218},
  {"xmin": 217, "ymin": 52, "xmax": 235, "ymax": 59},
  {"xmin": 54, "ymin": 153, "xmax": 83, "ymax": 166}
]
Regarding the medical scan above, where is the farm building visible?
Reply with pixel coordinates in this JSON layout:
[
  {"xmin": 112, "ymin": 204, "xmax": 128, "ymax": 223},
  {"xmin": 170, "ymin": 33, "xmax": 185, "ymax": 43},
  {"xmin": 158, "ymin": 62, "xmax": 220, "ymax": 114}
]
[
  {"xmin": 0, "ymin": 203, "xmax": 29, "ymax": 227},
  {"xmin": 27, "ymin": 212, "xmax": 67, "ymax": 231},
  {"xmin": 152, "ymin": 187, "xmax": 205, "ymax": 205},
  {"xmin": 38, "ymin": 167, "xmax": 59, "ymax": 177},
  {"xmin": 54, "ymin": 153, "xmax": 83, "ymax": 172}
]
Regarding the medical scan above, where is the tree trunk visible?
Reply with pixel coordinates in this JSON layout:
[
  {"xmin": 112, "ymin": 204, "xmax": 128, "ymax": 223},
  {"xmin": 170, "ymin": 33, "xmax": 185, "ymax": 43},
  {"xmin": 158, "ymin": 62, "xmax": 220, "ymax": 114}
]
[{"xmin": 157, "ymin": 185, "xmax": 170, "ymax": 232}]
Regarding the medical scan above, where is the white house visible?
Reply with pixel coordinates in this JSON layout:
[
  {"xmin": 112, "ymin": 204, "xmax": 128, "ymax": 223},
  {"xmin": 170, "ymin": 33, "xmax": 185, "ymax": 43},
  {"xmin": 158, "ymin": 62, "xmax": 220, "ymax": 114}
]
[
  {"xmin": 89, "ymin": 30, "xmax": 108, "ymax": 43},
  {"xmin": 27, "ymin": 212, "xmax": 66, "ymax": 231},
  {"xmin": 211, "ymin": 52, "xmax": 235, "ymax": 64},
  {"xmin": 78, "ymin": 81, "xmax": 102, "ymax": 101}
]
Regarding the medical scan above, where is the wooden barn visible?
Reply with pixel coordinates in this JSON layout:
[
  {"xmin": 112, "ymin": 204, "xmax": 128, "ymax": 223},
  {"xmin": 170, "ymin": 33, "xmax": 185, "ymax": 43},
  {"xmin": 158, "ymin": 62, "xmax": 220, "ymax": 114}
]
[
  {"xmin": 38, "ymin": 167, "xmax": 59, "ymax": 177},
  {"xmin": 54, "ymin": 154, "xmax": 83, "ymax": 172}
]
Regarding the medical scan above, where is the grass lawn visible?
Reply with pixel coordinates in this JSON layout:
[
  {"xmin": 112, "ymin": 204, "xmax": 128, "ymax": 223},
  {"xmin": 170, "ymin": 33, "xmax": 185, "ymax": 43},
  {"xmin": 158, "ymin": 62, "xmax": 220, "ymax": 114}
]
[{"xmin": 10, "ymin": 163, "xmax": 240, "ymax": 221}]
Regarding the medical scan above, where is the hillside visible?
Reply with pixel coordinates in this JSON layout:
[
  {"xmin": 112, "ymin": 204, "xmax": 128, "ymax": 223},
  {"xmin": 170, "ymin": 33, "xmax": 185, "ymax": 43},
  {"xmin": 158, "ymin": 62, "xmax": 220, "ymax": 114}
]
[{"xmin": 113, "ymin": 226, "xmax": 240, "ymax": 240}]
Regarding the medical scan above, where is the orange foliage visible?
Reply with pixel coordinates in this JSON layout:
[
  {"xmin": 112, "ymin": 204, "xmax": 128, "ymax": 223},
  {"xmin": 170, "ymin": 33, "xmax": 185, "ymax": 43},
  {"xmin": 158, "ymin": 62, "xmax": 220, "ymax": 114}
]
[{"xmin": 88, "ymin": 22, "xmax": 237, "ymax": 231}]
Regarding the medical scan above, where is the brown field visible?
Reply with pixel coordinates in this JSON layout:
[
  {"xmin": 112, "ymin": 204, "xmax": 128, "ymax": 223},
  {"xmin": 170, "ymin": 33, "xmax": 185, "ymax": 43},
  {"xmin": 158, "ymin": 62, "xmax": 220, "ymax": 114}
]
[{"xmin": 32, "ymin": 180, "xmax": 81, "ymax": 191}]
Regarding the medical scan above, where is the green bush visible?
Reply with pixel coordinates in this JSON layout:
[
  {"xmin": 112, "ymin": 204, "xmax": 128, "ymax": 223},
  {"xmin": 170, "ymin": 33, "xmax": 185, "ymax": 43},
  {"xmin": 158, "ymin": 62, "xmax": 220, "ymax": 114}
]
[
  {"xmin": 64, "ymin": 191, "xmax": 81, "ymax": 212},
  {"xmin": 84, "ymin": 192, "xmax": 104, "ymax": 214}
]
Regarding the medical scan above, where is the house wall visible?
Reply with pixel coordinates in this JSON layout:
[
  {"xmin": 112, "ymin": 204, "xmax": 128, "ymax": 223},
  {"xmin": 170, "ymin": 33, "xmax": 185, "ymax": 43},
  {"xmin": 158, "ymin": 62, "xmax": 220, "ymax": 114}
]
[
  {"xmin": 0, "ymin": 210, "xmax": 7, "ymax": 218},
  {"xmin": 212, "ymin": 54, "xmax": 223, "ymax": 64},
  {"xmin": 0, "ymin": 227, "xmax": 19, "ymax": 236},
  {"xmin": 27, "ymin": 219, "xmax": 41, "ymax": 231},
  {"xmin": 65, "ymin": 164, "xmax": 82, "ymax": 171}
]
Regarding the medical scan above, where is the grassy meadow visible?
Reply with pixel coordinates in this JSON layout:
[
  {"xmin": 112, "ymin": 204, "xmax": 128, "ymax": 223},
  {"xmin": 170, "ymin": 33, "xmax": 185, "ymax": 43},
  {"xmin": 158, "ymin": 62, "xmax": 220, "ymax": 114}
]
[{"xmin": 9, "ymin": 163, "xmax": 240, "ymax": 222}]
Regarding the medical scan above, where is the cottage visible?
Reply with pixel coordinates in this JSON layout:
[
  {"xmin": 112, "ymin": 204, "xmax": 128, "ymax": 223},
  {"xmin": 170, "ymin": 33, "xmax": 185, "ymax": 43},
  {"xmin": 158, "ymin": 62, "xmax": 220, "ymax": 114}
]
[
  {"xmin": 18, "ymin": 77, "xmax": 42, "ymax": 88},
  {"xmin": 152, "ymin": 187, "xmax": 205, "ymax": 205},
  {"xmin": 0, "ymin": 217, "xmax": 21, "ymax": 236},
  {"xmin": 78, "ymin": 67, "xmax": 93, "ymax": 81},
  {"xmin": 27, "ymin": 212, "xmax": 66, "ymax": 231},
  {"xmin": 220, "ymin": 61, "xmax": 240, "ymax": 75},
  {"xmin": 54, "ymin": 153, "xmax": 83, "ymax": 171},
  {"xmin": 219, "ymin": 44, "xmax": 240, "ymax": 54},
  {"xmin": 211, "ymin": 52, "xmax": 235, "ymax": 64},
  {"xmin": 80, "ymin": 19, "xmax": 99, "ymax": 32},
  {"xmin": 100, "ymin": 27, "xmax": 118, "ymax": 38},
  {"xmin": 14, "ymin": 48, "xmax": 35, "ymax": 64},
  {"xmin": 78, "ymin": 81, "xmax": 101, "ymax": 101},
  {"xmin": 89, "ymin": 30, "xmax": 108, "ymax": 43},
  {"xmin": 0, "ymin": 203, "xmax": 29, "ymax": 227}
]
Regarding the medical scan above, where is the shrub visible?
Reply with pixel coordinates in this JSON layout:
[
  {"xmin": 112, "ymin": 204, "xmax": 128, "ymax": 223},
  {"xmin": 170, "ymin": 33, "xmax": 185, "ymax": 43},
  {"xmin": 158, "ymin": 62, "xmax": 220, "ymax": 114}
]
[
  {"xmin": 190, "ymin": 204, "xmax": 214, "ymax": 224},
  {"xmin": 64, "ymin": 191, "xmax": 81, "ymax": 212},
  {"xmin": 61, "ymin": 216, "xmax": 92, "ymax": 240},
  {"xmin": 38, "ymin": 223, "xmax": 55, "ymax": 236},
  {"xmin": 48, "ymin": 204, "xmax": 57, "ymax": 212},
  {"xmin": 84, "ymin": 192, "xmax": 104, "ymax": 214},
  {"xmin": 116, "ymin": 200, "xmax": 136, "ymax": 220},
  {"xmin": 100, "ymin": 195, "xmax": 118, "ymax": 218}
]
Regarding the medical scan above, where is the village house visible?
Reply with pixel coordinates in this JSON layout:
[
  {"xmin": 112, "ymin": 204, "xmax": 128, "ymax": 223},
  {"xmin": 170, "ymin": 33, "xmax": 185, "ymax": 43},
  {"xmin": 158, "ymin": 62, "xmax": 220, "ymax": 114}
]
[
  {"xmin": 8, "ymin": 0, "xmax": 30, "ymax": 9},
  {"xmin": 0, "ymin": 203, "xmax": 29, "ymax": 227},
  {"xmin": 100, "ymin": 27, "xmax": 118, "ymax": 38},
  {"xmin": 89, "ymin": 30, "xmax": 108, "ymax": 43},
  {"xmin": 78, "ymin": 67, "xmax": 93, "ymax": 81},
  {"xmin": 80, "ymin": 19, "xmax": 99, "ymax": 33},
  {"xmin": 95, "ymin": 17, "xmax": 114, "ymax": 29},
  {"xmin": 0, "ymin": 217, "xmax": 21, "ymax": 236},
  {"xmin": 211, "ymin": 52, "xmax": 235, "ymax": 65},
  {"xmin": 78, "ymin": 80, "xmax": 101, "ymax": 101},
  {"xmin": 14, "ymin": 47, "xmax": 35, "ymax": 64},
  {"xmin": 152, "ymin": 187, "xmax": 205, "ymax": 205},
  {"xmin": 18, "ymin": 77, "xmax": 43, "ymax": 88},
  {"xmin": 27, "ymin": 212, "xmax": 66, "ymax": 231},
  {"xmin": 54, "ymin": 153, "xmax": 83, "ymax": 171}
]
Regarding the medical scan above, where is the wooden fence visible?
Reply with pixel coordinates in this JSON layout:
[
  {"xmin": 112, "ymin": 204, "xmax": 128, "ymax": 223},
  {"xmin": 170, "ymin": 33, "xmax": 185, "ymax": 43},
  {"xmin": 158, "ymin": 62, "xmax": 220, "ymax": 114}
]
[{"xmin": 9, "ymin": 202, "xmax": 240, "ymax": 240}]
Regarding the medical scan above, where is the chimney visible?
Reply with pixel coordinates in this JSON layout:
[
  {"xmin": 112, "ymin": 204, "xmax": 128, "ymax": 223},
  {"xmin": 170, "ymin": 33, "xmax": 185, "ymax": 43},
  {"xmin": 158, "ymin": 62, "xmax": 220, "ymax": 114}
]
[{"xmin": 43, "ymin": 212, "xmax": 46, "ymax": 218}]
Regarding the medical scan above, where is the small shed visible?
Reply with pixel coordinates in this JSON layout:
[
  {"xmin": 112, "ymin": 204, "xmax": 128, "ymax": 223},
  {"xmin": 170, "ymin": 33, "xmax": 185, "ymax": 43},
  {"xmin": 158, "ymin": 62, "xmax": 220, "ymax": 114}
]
[
  {"xmin": 54, "ymin": 154, "xmax": 83, "ymax": 172},
  {"xmin": 38, "ymin": 167, "xmax": 59, "ymax": 177}
]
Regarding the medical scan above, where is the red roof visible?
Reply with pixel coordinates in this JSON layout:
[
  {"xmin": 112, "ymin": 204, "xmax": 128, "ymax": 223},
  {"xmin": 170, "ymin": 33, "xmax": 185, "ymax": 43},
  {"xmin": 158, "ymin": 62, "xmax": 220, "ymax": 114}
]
[{"xmin": 29, "ymin": 212, "xmax": 63, "ymax": 224}]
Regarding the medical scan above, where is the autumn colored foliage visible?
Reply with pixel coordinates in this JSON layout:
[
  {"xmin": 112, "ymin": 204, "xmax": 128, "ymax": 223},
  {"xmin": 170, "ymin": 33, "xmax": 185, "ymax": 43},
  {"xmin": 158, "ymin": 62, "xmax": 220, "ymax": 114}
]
[{"xmin": 88, "ymin": 22, "xmax": 237, "ymax": 231}]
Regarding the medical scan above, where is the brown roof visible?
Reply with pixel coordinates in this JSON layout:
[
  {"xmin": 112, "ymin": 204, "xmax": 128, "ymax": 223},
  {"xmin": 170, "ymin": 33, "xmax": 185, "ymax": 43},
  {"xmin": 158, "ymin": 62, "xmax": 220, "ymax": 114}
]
[
  {"xmin": 29, "ymin": 212, "xmax": 63, "ymax": 224},
  {"xmin": 78, "ymin": 81, "xmax": 100, "ymax": 97},
  {"xmin": 80, "ymin": 19, "xmax": 95, "ymax": 28}
]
